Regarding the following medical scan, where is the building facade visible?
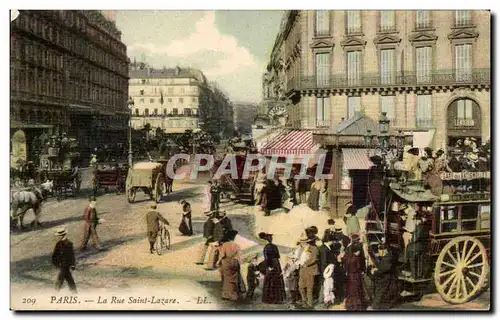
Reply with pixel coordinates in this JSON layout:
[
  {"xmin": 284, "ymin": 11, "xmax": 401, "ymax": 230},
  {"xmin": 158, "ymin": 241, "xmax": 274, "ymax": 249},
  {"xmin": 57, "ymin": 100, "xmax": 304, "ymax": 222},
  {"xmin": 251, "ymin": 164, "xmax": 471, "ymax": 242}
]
[
  {"xmin": 262, "ymin": 10, "xmax": 490, "ymax": 216},
  {"xmin": 264, "ymin": 10, "xmax": 490, "ymax": 150},
  {"xmin": 129, "ymin": 62, "xmax": 234, "ymax": 139},
  {"xmin": 10, "ymin": 10, "xmax": 130, "ymax": 164}
]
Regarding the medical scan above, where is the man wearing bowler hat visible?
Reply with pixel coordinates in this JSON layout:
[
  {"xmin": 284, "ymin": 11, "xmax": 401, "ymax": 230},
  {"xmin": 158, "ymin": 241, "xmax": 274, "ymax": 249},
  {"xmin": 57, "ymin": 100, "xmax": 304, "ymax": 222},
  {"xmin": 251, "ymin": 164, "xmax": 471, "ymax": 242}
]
[{"xmin": 52, "ymin": 227, "xmax": 77, "ymax": 293}]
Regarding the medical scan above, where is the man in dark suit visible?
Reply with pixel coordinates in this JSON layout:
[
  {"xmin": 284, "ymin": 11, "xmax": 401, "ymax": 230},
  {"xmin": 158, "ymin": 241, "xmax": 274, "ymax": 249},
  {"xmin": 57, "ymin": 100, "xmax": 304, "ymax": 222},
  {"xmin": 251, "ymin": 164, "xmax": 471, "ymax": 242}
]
[
  {"xmin": 196, "ymin": 211, "xmax": 216, "ymax": 265},
  {"xmin": 146, "ymin": 204, "xmax": 170, "ymax": 254},
  {"xmin": 210, "ymin": 180, "xmax": 221, "ymax": 211},
  {"xmin": 52, "ymin": 227, "xmax": 77, "ymax": 293}
]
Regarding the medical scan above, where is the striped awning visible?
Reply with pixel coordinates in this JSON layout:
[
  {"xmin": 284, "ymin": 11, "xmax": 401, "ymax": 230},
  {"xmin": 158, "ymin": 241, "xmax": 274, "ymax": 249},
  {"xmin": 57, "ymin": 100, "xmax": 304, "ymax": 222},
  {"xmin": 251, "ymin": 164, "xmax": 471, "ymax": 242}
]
[
  {"xmin": 342, "ymin": 148, "xmax": 374, "ymax": 170},
  {"xmin": 260, "ymin": 130, "xmax": 319, "ymax": 156}
]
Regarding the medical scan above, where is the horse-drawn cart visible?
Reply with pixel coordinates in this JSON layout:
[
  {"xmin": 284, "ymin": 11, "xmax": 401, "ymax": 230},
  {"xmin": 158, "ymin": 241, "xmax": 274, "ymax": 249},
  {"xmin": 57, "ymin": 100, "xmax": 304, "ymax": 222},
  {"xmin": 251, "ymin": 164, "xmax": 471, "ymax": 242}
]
[
  {"xmin": 126, "ymin": 162, "xmax": 166, "ymax": 203},
  {"xmin": 365, "ymin": 150, "xmax": 491, "ymax": 305},
  {"xmin": 92, "ymin": 162, "xmax": 128, "ymax": 195}
]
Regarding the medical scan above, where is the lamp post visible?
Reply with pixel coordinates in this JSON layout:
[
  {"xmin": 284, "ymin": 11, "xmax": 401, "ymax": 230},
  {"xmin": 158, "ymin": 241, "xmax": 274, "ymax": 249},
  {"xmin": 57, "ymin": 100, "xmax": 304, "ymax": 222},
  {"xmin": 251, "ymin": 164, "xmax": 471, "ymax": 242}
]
[
  {"xmin": 365, "ymin": 112, "xmax": 408, "ymax": 237},
  {"xmin": 127, "ymin": 97, "xmax": 135, "ymax": 167}
]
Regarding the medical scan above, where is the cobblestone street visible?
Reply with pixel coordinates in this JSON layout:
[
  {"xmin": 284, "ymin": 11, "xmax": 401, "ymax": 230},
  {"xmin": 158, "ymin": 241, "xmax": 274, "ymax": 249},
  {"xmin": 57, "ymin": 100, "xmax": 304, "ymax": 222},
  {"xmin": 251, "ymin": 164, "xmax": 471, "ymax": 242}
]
[{"xmin": 10, "ymin": 168, "xmax": 489, "ymax": 311}]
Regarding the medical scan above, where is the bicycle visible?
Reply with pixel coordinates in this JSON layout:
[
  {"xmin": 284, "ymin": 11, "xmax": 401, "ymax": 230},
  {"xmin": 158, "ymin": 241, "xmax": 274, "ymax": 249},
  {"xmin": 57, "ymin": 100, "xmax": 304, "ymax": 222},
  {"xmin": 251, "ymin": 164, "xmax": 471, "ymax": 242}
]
[{"xmin": 154, "ymin": 220, "xmax": 171, "ymax": 255}]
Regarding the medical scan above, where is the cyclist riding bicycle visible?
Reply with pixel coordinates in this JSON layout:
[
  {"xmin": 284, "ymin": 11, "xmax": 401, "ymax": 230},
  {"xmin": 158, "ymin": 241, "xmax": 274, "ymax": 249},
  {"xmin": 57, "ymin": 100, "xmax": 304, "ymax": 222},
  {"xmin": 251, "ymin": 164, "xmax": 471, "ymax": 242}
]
[{"xmin": 146, "ymin": 204, "xmax": 169, "ymax": 254}]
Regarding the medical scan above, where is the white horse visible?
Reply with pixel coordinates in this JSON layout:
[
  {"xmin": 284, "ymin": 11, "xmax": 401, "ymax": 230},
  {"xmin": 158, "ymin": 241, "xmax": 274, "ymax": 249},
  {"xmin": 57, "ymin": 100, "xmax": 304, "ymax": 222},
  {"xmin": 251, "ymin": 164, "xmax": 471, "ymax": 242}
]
[{"xmin": 11, "ymin": 180, "xmax": 53, "ymax": 230}]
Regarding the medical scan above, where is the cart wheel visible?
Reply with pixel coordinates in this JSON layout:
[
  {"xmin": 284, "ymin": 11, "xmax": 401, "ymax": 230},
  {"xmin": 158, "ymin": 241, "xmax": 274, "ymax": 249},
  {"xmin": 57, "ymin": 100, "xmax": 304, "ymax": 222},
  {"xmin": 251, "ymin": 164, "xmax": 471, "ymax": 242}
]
[
  {"xmin": 127, "ymin": 188, "xmax": 136, "ymax": 203},
  {"xmin": 434, "ymin": 236, "xmax": 488, "ymax": 304},
  {"xmin": 154, "ymin": 174, "xmax": 164, "ymax": 203},
  {"xmin": 165, "ymin": 228, "xmax": 171, "ymax": 250}
]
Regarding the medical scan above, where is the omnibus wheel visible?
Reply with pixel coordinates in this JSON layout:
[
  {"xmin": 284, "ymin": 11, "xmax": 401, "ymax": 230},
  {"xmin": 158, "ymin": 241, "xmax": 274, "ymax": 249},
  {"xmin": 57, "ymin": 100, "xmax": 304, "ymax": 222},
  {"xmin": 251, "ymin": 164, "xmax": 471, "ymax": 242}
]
[{"xmin": 434, "ymin": 236, "xmax": 488, "ymax": 304}]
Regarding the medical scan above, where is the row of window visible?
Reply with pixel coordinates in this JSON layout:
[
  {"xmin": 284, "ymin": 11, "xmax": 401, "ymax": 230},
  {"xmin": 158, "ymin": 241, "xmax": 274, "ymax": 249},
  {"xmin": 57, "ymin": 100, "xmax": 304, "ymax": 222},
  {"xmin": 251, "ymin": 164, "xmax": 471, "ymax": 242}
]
[
  {"xmin": 137, "ymin": 86, "xmax": 198, "ymax": 95},
  {"xmin": 16, "ymin": 108, "xmax": 63, "ymax": 124},
  {"xmin": 11, "ymin": 38, "xmax": 128, "ymax": 91},
  {"xmin": 314, "ymin": 10, "xmax": 473, "ymax": 36},
  {"xmin": 134, "ymin": 119, "xmax": 199, "ymax": 128},
  {"xmin": 11, "ymin": 64, "xmax": 126, "ymax": 109},
  {"xmin": 13, "ymin": 12, "xmax": 128, "ymax": 75},
  {"xmin": 314, "ymin": 44, "xmax": 473, "ymax": 86},
  {"xmin": 137, "ymin": 97, "xmax": 198, "ymax": 104},
  {"xmin": 133, "ymin": 108, "xmax": 198, "ymax": 116},
  {"xmin": 11, "ymin": 62, "xmax": 127, "ymax": 108},
  {"xmin": 315, "ymin": 96, "xmax": 476, "ymax": 128}
]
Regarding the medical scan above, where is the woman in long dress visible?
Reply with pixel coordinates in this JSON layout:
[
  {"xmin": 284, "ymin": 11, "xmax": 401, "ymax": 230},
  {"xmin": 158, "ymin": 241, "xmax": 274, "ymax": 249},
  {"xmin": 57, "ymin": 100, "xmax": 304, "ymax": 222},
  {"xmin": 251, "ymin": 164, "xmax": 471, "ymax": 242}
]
[
  {"xmin": 217, "ymin": 230, "xmax": 245, "ymax": 301},
  {"xmin": 178, "ymin": 200, "xmax": 193, "ymax": 236},
  {"xmin": 259, "ymin": 232, "xmax": 286, "ymax": 304},
  {"xmin": 343, "ymin": 244, "xmax": 368, "ymax": 310}
]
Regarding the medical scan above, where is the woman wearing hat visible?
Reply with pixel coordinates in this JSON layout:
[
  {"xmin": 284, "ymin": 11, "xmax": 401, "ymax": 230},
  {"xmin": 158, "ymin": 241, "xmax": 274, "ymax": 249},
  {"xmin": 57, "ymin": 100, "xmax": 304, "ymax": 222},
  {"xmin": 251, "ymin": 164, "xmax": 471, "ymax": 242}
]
[
  {"xmin": 307, "ymin": 179, "xmax": 320, "ymax": 211},
  {"xmin": 371, "ymin": 243, "xmax": 399, "ymax": 309},
  {"xmin": 342, "ymin": 244, "xmax": 368, "ymax": 311},
  {"xmin": 178, "ymin": 200, "xmax": 193, "ymax": 236},
  {"xmin": 216, "ymin": 230, "xmax": 245, "ymax": 301},
  {"xmin": 259, "ymin": 232, "xmax": 286, "ymax": 304}
]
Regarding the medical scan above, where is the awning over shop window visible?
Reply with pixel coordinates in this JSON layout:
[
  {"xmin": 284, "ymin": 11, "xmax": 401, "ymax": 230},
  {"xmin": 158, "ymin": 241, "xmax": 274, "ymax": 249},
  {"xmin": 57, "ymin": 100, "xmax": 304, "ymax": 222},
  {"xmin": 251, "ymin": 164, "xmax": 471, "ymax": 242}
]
[
  {"xmin": 342, "ymin": 148, "xmax": 374, "ymax": 170},
  {"xmin": 260, "ymin": 130, "xmax": 320, "ymax": 156}
]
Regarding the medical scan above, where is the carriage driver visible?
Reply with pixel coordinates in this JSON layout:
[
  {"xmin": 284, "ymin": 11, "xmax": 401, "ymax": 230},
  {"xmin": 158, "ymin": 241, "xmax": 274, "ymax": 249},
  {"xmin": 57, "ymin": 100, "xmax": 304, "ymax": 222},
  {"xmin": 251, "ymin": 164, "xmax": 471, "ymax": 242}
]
[{"xmin": 146, "ymin": 204, "xmax": 170, "ymax": 254}]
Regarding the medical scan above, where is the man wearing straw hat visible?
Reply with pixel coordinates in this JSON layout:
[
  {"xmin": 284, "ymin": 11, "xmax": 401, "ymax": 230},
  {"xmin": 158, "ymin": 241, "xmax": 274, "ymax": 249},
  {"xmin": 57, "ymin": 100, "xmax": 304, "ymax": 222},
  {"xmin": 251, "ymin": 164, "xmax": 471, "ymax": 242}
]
[
  {"xmin": 298, "ymin": 232, "xmax": 319, "ymax": 309},
  {"xmin": 52, "ymin": 227, "xmax": 77, "ymax": 293}
]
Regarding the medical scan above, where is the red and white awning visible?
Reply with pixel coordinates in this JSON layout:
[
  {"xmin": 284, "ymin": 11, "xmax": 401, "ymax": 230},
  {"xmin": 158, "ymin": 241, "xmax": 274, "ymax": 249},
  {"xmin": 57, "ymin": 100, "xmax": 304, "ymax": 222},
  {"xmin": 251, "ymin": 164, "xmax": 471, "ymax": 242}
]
[
  {"xmin": 260, "ymin": 130, "xmax": 320, "ymax": 156},
  {"xmin": 342, "ymin": 148, "xmax": 374, "ymax": 170}
]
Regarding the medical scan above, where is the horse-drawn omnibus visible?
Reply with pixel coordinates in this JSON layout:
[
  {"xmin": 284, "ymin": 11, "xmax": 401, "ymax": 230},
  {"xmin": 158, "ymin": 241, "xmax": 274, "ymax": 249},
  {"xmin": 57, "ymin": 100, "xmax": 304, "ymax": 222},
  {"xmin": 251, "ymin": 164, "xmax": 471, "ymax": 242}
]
[{"xmin": 364, "ymin": 149, "xmax": 490, "ymax": 305}]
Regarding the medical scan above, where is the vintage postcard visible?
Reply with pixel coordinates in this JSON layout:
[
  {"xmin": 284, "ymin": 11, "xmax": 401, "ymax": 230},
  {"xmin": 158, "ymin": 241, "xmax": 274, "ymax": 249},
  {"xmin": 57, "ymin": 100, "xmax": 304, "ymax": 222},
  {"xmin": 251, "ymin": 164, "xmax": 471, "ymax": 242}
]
[{"xmin": 10, "ymin": 9, "xmax": 491, "ymax": 311}]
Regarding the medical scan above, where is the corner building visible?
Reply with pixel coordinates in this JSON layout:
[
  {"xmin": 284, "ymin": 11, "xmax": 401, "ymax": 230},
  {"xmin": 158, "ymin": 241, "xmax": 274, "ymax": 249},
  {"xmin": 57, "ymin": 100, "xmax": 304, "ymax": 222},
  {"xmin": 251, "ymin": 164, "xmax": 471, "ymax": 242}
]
[
  {"xmin": 263, "ymin": 10, "xmax": 490, "ymax": 216},
  {"xmin": 265, "ymin": 10, "xmax": 490, "ymax": 149},
  {"xmin": 10, "ymin": 10, "xmax": 130, "ymax": 163}
]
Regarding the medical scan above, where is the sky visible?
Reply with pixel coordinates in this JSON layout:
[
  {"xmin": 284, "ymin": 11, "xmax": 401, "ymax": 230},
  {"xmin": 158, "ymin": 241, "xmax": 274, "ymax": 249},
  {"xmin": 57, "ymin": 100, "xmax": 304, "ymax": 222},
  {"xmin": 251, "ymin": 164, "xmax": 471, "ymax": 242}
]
[{"xmin": 116, "ymin": 10, "xmax": 284, "ymax": 103}]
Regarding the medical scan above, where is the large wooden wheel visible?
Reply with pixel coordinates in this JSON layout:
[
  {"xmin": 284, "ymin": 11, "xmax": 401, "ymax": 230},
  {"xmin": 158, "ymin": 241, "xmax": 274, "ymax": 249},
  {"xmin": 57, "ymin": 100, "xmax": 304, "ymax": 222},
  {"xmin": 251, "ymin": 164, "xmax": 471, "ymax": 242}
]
[
  {"xmin": 154, "ymin": 174, "xmax": 164, "ymax": 203},
  {"xmin": 434, "ymin": 236, "xmax": 488, "ymax": 304}
]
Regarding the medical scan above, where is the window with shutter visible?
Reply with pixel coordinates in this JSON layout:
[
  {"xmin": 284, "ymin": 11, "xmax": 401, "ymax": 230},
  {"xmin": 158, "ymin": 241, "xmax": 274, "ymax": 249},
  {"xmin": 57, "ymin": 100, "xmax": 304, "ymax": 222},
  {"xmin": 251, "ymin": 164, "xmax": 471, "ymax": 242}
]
[
  {"xmin": 380, "ymin": 11, "xmax": 395, "ymax": 31},
  {"xmin": 316, "ymin": 97, "xmax": 330, "ymax": 126},
  {"xmin": 347, "ymin": 11, "xmax": 361, "ymax": 34},
  {"xmin": 455, "ymin": 10, "xmax": 471, "ymax": 27},
  {"xmin": 315, "ymin": 53, "xmax": 330, "ymax": 87},
  {"xmin": 455, "ymin": 44, "xmax": 472, "ymax": 82},
  {"xmin": 315, "ymin": 11, "xmax": 330, "ymax": 36},
  {"xmin": 416, "ymin": 46, "xmax": 432, "ymax": 84},
  {"xmin": 416, "ymin": 95, "xmax": 433, "ymax": 128},
  {"xmin": 347, "ymin": 51, "xmax": 361, "ymax": 86},
  {"xmin": 380, "ymin": 49, "xmax": 395, "ymax": 85}
]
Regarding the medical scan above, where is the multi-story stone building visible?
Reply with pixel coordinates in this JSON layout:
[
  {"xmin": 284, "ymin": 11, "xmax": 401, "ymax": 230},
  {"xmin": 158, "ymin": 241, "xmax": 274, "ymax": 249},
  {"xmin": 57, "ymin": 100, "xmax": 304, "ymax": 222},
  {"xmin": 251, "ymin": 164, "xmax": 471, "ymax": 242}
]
[
  {"xmin": 261, "ymin": 10, "xmax": 490, "ymax": 216},
  {"xmin": 129, "ymin": 62, "xmax": 234, "ymax": 139},
  {"xmin": 264, "ymin": 10, "xmax": 490, "ymax": 149},
  {"xmin": 10, "ymin": 10, "xmax": 130, "ymax": 164}
]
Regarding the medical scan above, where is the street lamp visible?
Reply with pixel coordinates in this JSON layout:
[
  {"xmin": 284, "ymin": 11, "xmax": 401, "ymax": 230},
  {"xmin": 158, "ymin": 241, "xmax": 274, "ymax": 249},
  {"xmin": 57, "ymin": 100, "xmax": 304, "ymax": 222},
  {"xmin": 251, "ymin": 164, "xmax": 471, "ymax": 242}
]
[
  {"xmin": 365, "ymin": 112, "xmax": 409, "ymax": 236},
  {"xmin": 127, "ymin": 97, "xmax": 135, "ymax": 167}
]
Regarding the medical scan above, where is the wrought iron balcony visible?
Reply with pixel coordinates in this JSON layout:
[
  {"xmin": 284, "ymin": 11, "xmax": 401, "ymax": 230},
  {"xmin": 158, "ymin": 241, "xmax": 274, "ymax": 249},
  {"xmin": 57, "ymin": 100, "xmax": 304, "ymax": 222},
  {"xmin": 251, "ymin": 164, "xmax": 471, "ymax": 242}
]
[
  {"xmin": 297, "ymin": 69, "xmax": 490, "ymax": 91},
  {"xmin": 316, "ymin": 120, "xmax": 331, "ymax": 128},
  {"xmin": 416, "ymin": 118, "xmax": 435, "ymax": 129}
]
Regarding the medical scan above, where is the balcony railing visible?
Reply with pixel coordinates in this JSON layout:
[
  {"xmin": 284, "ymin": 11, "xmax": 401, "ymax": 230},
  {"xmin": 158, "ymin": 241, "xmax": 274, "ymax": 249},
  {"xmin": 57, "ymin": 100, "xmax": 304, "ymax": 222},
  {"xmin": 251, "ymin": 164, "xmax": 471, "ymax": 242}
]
[
  {"xmin": 416, "ymin": 118, "xmax": 435, "ymax": 129},
  {"xmin": 298, "ymin": 69, "xmax": 490, "ymax": 90},
  {"xmin": 316, "ymin": 120, "xmax": 331, "ymax": 128}
]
